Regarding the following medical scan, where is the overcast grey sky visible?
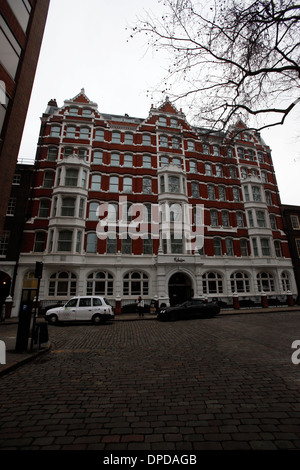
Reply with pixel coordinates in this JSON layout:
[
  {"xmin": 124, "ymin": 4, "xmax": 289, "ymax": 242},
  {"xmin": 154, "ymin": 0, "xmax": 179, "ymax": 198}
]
[{"xmin": 18, "ymin": 0, "xmax": 300, "ymax": 205}]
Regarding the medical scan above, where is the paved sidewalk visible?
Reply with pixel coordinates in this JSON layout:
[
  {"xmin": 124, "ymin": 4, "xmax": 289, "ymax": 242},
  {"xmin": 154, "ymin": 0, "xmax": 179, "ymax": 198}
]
[{"xmin": 0, "ymin": 306, "xmax": 299, "ymax": 376}]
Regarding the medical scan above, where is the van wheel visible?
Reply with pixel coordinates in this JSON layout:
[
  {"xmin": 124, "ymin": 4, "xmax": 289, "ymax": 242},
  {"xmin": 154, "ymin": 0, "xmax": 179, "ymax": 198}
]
[
  {"xmin": 92, "ymin": 314, "xmax": 104, "ymax": 325},
  {"xmin": 48, "ymin": 314, "xmax": 58, "ymax": 325}
]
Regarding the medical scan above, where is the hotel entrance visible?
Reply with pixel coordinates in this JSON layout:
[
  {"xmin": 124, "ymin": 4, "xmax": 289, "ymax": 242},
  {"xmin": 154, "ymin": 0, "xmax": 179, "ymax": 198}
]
[{"xmin": 168, "ymin": 272, "xmax": 193, "ymax": 306}]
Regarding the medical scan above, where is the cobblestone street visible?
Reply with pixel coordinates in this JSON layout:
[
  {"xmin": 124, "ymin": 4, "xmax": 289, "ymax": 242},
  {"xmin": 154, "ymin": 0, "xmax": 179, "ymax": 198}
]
[{"xmin": 1, "ymin": 311, "xmax": 300, "ymax": 452}]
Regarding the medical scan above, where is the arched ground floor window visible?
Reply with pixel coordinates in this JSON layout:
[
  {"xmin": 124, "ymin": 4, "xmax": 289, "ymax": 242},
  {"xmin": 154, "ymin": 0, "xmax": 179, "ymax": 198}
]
[
  {"xmin": 87, "ymin": 271, "xmax": 113, "ymax": 296},
  {"xmin": 123, "ymin": 272, "xmax": 149, "ymax": 296},
  {"xmin": 49, "ymin": 271, "xmax": 77, "ymax": 297}
]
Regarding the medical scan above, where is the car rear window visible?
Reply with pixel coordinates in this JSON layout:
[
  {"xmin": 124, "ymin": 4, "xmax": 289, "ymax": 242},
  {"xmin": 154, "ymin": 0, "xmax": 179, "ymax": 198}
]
[{"xmin": 93, "ymin": 298, "xmax": 102, "ymax": 306}]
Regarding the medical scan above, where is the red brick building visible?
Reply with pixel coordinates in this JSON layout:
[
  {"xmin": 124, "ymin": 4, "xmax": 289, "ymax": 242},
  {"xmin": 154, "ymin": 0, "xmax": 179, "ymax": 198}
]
[
  {"xmin": 5, "ymin": 90, "xmax": 297, "ymax": 315},
  {"xmin": 0, "ymin": 0, "xmax": 50, "ymax": 236}
]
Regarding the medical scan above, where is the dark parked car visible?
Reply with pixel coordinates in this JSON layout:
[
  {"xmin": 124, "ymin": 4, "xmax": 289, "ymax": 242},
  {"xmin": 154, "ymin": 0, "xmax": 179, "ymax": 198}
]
[{"xmin": 157, "ymin": 299, "xmax": 220, "ymax": 321}]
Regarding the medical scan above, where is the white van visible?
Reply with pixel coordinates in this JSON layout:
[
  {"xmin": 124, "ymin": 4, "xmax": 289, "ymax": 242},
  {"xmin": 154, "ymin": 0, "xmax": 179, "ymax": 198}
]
[{"xmin": 45, "ymin": 296, "xmax": 114, "ymax": 325}]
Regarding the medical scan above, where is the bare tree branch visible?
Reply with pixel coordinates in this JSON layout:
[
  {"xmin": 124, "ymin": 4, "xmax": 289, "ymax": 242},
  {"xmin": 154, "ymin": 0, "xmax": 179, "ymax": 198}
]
[{"xmin": 132, "ymin": 0, "xmax": 300, "ymax": 130}]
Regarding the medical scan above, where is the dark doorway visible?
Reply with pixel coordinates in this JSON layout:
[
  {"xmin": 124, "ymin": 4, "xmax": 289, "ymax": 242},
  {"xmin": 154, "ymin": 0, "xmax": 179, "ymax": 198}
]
[
  {"xmin": 168, "ymin": 272, "xmax": 193, "ymax": 306},
  {"xmin": 0, "ymin": 271, "xmax": 11, "ymax": 314}
]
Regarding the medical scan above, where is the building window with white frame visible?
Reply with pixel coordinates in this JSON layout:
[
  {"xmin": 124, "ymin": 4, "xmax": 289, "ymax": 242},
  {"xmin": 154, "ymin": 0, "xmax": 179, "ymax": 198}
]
[
  {"xmin": 33, "ymin": 232, "xmax": 46, "ymax": 253},
  {"xmin": 91, "ymin": 174, "xmax": 101, "ymax": 191},
  {"xmin": 6, "ymin": 197, "xmax": 16, "ymax": 215},
  {"xmin": 87, "ymin": 271, "xmax": 113, "ymax": 296},
  {"xmin": 61, "ymin": 197, "xmax": 75, "ymax": 217},
  {"xmin": 143, "ymin": 177, "xmax": 152, "ymax": 194},
  {"xmin": 213, "ymin": 237, "xmax": 222, "ymax": 256},
  {"xmin": 230, "ymin": 271, "xmax": 250, "ymax": 293},
  {"xmin": 261, "ymin": 238, "xmax": 271, "ymax": 256},
  {"xmin": 142, "ymin": 134, "xmax": 151, "ymax": 146},
  {"xmin": 124, "ymin": 154, "xmax": 133, "ymax": 167},
  {"xmin": 210, "ymin": 209, "xmax": 218, "ymax": 227},
  {"xmin": 109, "ymin": 176, "xmax": 119, "ymax": 192},
  {"xmin": 51, "ymin": 125, "xmax": 60, "ymax": 137},
  {"xmin": 123, "ymin": 177, "xmax": 132, "ymax": 193},
  {"xmin": 49, "ymin": 271, "xmax": 77, "ymax": 296},
  {"xmin": 86, "ymin": 233, "xmax": 97, "ymax": 253},
  {"xmin": 124, "ymin": 133, "xmax": 133, "ymax": 145},
  {"xmin": 93, "ymin": 150, "xmax": 103, "ymax": 164},
  {"xmin": 47, "ymin": 147, "xmax": 57, "ymax": 161},
  {"xmin": 202, "ymin": 272, "xmax": 223, "ymax": 294},
  {"xmin": 66, "ymin": 126, "xmax": 76, "ymax": 138},
  {"xmin": 225, "ymin": 238, "xmax": 234, "ymax": 256},
  {"xmin": 240, "ymin": 239, "xmax": 248, "ymax": 256},
  {"xmin": 291, "ymin": 215, "xmax": 300, "ymax": 229},
  {"xmin": 65, "ymin": 169, "xmax": 78, "ymax": 186},
  {"xmin": 112, "ymin": 131, "xmax": 121, "ymax": 143},
  {"xmin": 57, "ymin": 230, "xmax": 73, "ymax": 252},
  {"xmin": 207, "ymin": 185, "xmax": 215, "ymax": 200},
  {"xmin": 43, "ymin": 171, "xmax": 54, "ymax": 188},
  {"xmin": 257, "ymin": 271, "xmax": 274, "ymax": 292},
  {"xmin": 274, "ymin": 240, "xmax": 282, "ymax": 258},
  {"xmin": 160, "ymin": 135, "xmax": 168, "ymax": 147},
  {"xmin": 143, "ymin": 155, "xmax": 151, "ymax": 168},
  {"xmin": 168, "ymin": 176, "xmax": 180, "ymax": 193},
  {"xmin": 38, "ymin": 199, "xmax": 50, "ymax": 218},
  {"xmin": 123, "ymin": 271, "xmax": 149, "ymax": 296},
  {"xmin": 95, "ymin": 129, "xmax": 104, "ymax": 141},
  {"xmin": 281, "ymin": 271, "xmax": 290, "ymax": 291},
  {"xmin": 189, "ymin": 160, "xmax": 197, "ymax": 173}
]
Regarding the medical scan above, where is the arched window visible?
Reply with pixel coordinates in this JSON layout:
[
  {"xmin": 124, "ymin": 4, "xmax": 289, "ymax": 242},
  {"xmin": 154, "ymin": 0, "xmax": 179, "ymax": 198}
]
[
  {"xmin": 87, "ymin": 271, "xmax": 113, "ymax": 296},
  {"xmin": 123, "ymin": 272, "xmax": 149, "ymax": 296},
  {"xmin": 49, "ymin": 272, "xmax": 77, "ymax": 297},
  {"xmin": 230, "ymin": 271, "xmax": 250, "ymax": 293},
  {"xmin": 257, "ymin": 272, "xmax": 274, "ymax": 292},
  {"xmin": 202, "ymin": 272, "xmax": 223, "ymax": 294}
]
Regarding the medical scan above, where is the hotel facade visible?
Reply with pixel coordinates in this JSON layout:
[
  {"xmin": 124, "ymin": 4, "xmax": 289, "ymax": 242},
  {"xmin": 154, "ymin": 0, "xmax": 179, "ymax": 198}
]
[{"xmin": 3, "ymin": 90, "xmax": 297, "ymax": 316}]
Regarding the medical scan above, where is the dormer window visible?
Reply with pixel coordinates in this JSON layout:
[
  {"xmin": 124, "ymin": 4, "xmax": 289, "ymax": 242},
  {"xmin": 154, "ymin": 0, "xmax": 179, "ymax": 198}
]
[
  {"xmin": 69, "ymin": 107, "xmax": 78, "ymax": 115},
  {"xmin": 82, "ymin": 108, "xmax": 92, "ymax": 117},
  {"xmin": 159, "ymin": 116, "xmax": 167, "ymax": 126},
  {"xmin": 170, "ymin": 118, "xmax": 177, "ymax": 127}
]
